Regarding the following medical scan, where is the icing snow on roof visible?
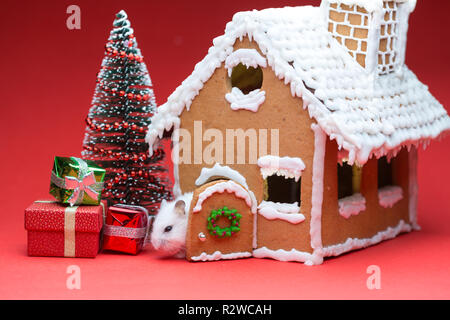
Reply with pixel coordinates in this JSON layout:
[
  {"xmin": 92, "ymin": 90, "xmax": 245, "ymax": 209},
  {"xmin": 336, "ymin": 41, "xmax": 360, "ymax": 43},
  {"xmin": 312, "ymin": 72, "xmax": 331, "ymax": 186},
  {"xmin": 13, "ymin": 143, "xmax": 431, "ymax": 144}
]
[
  {"xmin": 327, "ymin": 0, "xmax": 417, "ymax": 13},
  {"xmin": 146, "ymin": 5, "xmax": 450, "ymax": 164}
]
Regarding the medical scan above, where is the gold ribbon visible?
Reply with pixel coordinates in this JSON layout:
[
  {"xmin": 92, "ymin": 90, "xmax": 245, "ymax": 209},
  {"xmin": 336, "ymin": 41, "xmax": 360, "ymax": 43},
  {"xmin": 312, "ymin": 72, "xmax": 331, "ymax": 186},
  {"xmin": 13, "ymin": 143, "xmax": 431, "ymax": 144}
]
[
  {"xmin": 35, "ymin": 201, "xmax": 105, "ymax": 257},
  {"xmin": 63, "ymin": 206, "xmax": 78, "ymax": 257}
]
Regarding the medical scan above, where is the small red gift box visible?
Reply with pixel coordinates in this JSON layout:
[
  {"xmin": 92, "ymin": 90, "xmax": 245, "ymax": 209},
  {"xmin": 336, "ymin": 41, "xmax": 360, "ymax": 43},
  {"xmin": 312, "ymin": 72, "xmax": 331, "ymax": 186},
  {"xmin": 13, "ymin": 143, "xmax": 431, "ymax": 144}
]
[
  {"xmin": 24, "ymin": 200, "xmax": 106, "ymax": 258},
  {"xmin": 102, "ymin": 204, "xmax": 150, "ymax": 255}
]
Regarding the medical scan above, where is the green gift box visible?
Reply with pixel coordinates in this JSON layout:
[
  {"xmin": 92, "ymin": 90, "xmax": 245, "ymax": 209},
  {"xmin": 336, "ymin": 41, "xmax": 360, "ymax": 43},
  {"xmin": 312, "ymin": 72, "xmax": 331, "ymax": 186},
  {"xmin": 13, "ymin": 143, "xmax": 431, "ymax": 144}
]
[{"xmin": 50, "ymin": 156, "xmax": 106, "ymax": 206}]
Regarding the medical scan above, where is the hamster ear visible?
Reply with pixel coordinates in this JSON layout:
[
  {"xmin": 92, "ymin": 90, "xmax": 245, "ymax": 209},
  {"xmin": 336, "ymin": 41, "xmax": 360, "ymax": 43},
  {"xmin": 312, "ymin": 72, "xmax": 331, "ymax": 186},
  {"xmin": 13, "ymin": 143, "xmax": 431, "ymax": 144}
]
[{"xmin": 174, "ymin": 200, "xmax": 186, "ymax": 216}]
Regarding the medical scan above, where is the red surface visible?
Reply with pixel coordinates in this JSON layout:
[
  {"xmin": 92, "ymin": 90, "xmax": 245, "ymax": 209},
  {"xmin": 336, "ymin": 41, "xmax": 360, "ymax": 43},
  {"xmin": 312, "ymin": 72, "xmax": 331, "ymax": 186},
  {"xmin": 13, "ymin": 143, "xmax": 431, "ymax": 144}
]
[{"xmin": 0, "ymin": 0, "xmax": 449, "ymax": 299}]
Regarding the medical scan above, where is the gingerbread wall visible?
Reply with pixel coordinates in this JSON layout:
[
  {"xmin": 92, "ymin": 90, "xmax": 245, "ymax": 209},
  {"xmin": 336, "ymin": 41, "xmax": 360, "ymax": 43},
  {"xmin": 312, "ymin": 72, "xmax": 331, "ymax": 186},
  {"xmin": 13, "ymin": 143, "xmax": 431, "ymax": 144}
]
[
  {"xmin": 321, "ymin": 140, "xmax": 411, "ymax": 247},
  {"xmin": 177, "ymin": 37, "xmax": 317, "ymax": 254}
]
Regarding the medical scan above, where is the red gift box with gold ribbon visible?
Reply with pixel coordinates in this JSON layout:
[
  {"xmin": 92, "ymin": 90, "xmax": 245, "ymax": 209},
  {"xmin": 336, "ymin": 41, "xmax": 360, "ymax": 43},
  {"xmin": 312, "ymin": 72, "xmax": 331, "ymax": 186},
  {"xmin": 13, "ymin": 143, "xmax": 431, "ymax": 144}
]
[
  {"xmin": 102, "ymin": 204, "xmax": 150, "ymax": 255},
  {"xmin": 24, "ymin": 200, "xmax": 106, "ymax": 258}
]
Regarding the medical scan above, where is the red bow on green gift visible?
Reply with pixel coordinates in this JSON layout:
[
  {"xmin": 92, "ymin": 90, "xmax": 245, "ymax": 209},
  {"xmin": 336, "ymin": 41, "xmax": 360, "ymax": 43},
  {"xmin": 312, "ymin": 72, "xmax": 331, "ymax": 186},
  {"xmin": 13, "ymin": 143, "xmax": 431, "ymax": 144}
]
[
  {"xmin": 65, "ymin": 172, "xmax": 100, "ymax": 206},
  {"xmin": 50, "ymin": 157, "xmax": 105, "ymax": 206}
]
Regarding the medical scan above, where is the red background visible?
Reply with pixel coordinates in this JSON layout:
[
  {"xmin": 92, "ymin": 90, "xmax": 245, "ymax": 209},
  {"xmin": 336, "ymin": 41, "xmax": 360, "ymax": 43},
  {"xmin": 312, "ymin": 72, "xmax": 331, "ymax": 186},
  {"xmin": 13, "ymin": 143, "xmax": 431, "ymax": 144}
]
[{"xmin": 0, "ymin": 0, "xmax": 449, "ymax": 299}]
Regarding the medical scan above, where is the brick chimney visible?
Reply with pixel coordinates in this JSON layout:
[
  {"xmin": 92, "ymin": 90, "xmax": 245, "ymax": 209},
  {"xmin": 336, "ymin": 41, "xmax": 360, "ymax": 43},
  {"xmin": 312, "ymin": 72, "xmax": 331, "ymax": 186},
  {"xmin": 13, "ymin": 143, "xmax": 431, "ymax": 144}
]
[{"xmin": 322, "ymin": 0, "xmax": 417, "ymax": 75}]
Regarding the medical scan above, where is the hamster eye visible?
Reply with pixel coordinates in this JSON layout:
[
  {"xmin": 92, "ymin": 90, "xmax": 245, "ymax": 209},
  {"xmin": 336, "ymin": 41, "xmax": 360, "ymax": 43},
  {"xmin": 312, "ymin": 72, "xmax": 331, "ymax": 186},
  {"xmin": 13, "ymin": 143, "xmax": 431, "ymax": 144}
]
[{"xmin": 164, "ymin": 226, "xmax": 173, "ymax": 233}]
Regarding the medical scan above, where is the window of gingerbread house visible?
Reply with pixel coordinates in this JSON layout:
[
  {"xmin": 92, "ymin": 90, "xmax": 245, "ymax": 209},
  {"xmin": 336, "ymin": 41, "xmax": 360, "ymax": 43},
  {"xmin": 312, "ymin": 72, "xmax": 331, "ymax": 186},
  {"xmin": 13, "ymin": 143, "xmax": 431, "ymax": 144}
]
[
  {"xmin": 377, "ymin": 156, "xmax": 393, "ymax": 188},
  {"xmin": 259, "ymin": 174, "xmax": 305, "ymax": 224},
  {"xmin": 230, "ymin": 63, "xmax": 263, "ymax": 94},
  {"xmin": 224, "ymin": 48, "xmax": 267, "ymax": 112},
  {"xmin": 265, "ymin": 175, "xmax": 301, "ymax": 205},
  {"xmin": 337, "ymin": 160, "xmax": 365, "ymax": 219},
  {"xmin": 257, "ymin": 156, "xmax": 305, "ymax": 220},
  {"xmin": 338, "ymin": 161, "xmax": 362, "ymax": 199},
  {"xmin": 377, "ymin": 156, "xmax": 403, "ymax": 208}
]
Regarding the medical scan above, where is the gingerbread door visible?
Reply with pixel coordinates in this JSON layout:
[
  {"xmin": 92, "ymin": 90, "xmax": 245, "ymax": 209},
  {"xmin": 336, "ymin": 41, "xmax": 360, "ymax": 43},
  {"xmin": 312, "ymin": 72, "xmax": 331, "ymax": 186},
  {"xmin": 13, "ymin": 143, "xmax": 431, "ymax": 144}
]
[{"xmin": 186, "ymin": 179, "xmax": 255, "ymax": 261}]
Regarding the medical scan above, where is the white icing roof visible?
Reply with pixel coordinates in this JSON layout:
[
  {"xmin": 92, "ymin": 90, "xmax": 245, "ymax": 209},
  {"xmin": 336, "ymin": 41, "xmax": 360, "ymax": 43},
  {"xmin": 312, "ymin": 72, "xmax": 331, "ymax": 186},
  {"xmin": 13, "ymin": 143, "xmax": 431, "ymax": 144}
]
[
  {"xmin": 327, "ymin": 0, "xmax": 417, "ymax": 13},
  {"xmin": 146, "ymin": 5, "xmax": 450, "ymax": 164}
]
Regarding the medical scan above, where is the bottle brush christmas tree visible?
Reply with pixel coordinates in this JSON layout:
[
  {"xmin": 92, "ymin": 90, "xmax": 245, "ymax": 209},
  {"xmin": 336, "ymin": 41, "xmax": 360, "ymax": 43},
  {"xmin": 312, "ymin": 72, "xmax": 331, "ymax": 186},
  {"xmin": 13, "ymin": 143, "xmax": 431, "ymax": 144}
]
[{"xmin": 82, "ymin": 10, "xmax": 172, "ymax": 214}]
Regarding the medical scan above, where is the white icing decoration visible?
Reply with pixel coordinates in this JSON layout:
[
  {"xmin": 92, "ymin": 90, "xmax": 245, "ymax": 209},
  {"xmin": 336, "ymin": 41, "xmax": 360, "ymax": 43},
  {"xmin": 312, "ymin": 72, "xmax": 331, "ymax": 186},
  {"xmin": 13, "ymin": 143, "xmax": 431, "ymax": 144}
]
[
  {"xmin": 327, "ymin": 0, "xmax": 383, "ymax": 12},
  {"xmin": 377, "ymin": 2, "xmax": 400, "ymax": 75},
  {"xmin": 195, "ymin": 163, "xmax": 249, "ymax": 189},
  {"xmin": 146, "ymin": 3, "xmax": 449, "ymax": 170},
  {"xmin": 252, "ymin": 247, "xmax": 318, "ymax": 266},
  {"xmin": 408, "ymin": 146, "xmax": 420, "ymax": 230},
  {"xmin": 395, "ymin": 1, "xmax": 411, "ymax": 72},
  {"xmin": 191, "ymin": 250, "xmax": 252, "ymax": 261},
  {"xmin": 250, "ymin": 190, "xmax": 258, "ymax": 249},
  {"xmin": 171, "ymin": 129, "xmax": 182, "ymax": 197},
  {"xmin": 257, "ymin": 201, "xmax": 305, "ymax": 224},
  {"xmin": 309, "ymin": 124, "xmax": 327, "ymax": 265},
  {"xmin": 338, "ymin": 193, "xmax": 366, "ymax": 219},
  {"xmin": 192, "ymin": 180, "xmax": 257, "ymax": 214},
  {"xmin": 326, "ymin": 0, "xmax": 416, "ymax": 13},
  {"xmin": 257, "ymin": 155, "xmax": 306, "ymax": 182},
  {"xmin": 225, "ymin": 87, "xmax": 266, "ymax": 112},
  {"xmin": 378, "ymin": 185, "xmax": 403, "ymax": 208},
  {"xmin": 322, "ymin": 219, "xmax": 412, "ymax": 257},
  {"xmin": 224, "ymin": 48, "xmax": 267, "ymax": 77}
]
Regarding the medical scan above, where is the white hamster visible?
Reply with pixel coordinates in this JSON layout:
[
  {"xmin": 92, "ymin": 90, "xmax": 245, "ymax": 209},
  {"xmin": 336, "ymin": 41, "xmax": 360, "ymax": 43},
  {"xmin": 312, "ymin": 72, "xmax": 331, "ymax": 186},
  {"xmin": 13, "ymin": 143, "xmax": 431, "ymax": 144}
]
[{"xmin": 151, "ymin": 192, "xmax": 193, "ymax": 258}]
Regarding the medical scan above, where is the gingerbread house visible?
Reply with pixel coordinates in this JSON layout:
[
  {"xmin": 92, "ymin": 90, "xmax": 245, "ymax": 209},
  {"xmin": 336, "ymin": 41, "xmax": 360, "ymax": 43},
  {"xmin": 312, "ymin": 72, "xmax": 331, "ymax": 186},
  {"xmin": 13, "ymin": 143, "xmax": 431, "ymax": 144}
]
[{"xmin": 146, "ymin": 0, "xmax": 450, "ymax": 265}]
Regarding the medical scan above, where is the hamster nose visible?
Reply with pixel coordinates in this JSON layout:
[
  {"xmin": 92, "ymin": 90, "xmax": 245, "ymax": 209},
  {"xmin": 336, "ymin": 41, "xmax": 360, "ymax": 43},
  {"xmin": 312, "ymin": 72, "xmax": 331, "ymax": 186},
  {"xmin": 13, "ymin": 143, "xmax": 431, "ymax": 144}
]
[
  {"xmin": 151, "ymin": 238, "xmax": 160, "ymax": 250},
  {"xmin": 151, "ymin": 238, "xmax": 166, "ymax": 250}
]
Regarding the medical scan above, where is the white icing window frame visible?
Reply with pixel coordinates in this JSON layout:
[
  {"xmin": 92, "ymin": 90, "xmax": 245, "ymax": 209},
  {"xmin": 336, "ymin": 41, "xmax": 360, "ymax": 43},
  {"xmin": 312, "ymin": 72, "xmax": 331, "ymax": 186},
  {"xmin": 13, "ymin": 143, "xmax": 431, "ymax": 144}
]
[
  {"xmin": 378, "ymin": 185, "xmax": 403, "ymax": 208},
  {"xmin": 257, "ymin": 155, "xmax": 306, "ymax": 182},
  {"xmin": 338, "ymin": 193, "xmax": 366, "ymax": 219},
  {"xmin": 258, "ymin": 201, "xmax": 305, "ymax": 224},
  {"xmin": 224, "ymin": 48, "xmax": 267, "ymax": 112},
  {"xmin": 225, "ymin": 48, "xmax": 267, "ymax": 77},
  {"xmin": 257, "ymin": 155, "xmax": 305, "ymax": 222}
]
